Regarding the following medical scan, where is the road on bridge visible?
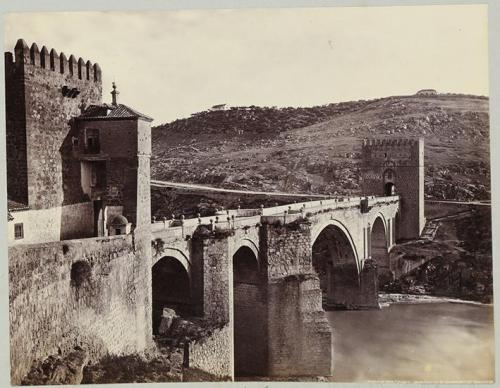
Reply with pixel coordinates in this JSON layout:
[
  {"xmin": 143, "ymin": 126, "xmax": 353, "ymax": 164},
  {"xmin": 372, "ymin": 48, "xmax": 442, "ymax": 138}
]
[{"xmin": 151, "ymin": 179, "xmax": 330, "ymax": 199}]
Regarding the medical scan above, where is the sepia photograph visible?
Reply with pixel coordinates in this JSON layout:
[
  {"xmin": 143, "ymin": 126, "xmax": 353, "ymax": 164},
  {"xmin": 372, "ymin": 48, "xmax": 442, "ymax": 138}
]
[{"xmin": 2, "ymin": 2, "xmax": 495, "ymax": 385}]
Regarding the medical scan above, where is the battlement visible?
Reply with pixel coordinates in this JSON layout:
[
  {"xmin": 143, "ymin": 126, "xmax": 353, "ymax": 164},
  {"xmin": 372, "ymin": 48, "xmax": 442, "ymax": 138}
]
[
  {"xmin": 6, "ymin": 38, "xmax": 101, "ymax": 83},
  {"xmin": 362, "ymin": 137, "xmax": 422, "ymax": 148}
]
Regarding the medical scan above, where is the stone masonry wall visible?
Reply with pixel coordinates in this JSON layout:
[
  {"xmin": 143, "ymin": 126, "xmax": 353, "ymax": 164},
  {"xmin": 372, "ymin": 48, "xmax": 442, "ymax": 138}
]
[
  {"xmin": 5, "ymin": 52, "xmax": 28, "ymax": 205},
  {"xmin": 8, "ymin": 234, "xmax": 149, "ymax": 385},
  {"xmin": 233, "ymin": 282, "xmax": 268, "ymax": 376},
  {"xmin": 187, "ymin": 324, "xmax": 232, "ymax": 378},
  {"xmin": 261, "ymin": 220, "xmax": 314, "ymax": 279},
  {"xmin": 261, "ymin": 221, "xmax": 333, "ymax": 377},
  {"xmin": 267, "ymin": 275, "xmax": 333, "ymax": 377},
  {"xmin": 6, "ymin": 39, "xmax": 102, "ymax": 210},
  {"xmin": 191, "ymin": 234, "xmax": 232, "ymax": 324},
  {"xmin": 357, "ymin": 259, "xmax": 379, "ymax": 308}
]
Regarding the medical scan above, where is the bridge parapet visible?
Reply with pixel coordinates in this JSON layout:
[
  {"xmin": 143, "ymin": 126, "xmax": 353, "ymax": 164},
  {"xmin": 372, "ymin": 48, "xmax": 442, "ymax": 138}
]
[{"xmin": 151, "ymin": 195, "xmax": 400, "ymax": 239}]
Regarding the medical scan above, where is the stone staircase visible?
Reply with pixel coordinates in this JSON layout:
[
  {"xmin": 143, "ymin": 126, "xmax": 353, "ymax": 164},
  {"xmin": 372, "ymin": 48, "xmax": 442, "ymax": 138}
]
[
  {"xmin": 420, "ymin": 210, "xmax": 474, "ymax": 241},
  {"xmin": 420, "ymin": 219, "xmax": 440, "ymax": 240}
]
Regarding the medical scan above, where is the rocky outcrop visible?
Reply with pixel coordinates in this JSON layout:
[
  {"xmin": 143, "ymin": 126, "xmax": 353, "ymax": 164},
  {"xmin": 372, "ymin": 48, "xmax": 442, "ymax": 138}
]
[
  {"xmin": 82, "ymin": 352, "xmax": 184, "ymax": 384},
  {"xmin": 22, "ymin": 348, "xmax": 88, "ymax": 385},
  {"xmin": 158, "ymin": 308, "xmax": 177, "ymax": 335}
]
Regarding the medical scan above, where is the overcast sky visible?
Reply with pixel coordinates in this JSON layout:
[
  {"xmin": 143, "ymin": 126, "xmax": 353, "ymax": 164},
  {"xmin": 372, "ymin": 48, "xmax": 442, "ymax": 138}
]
[{"xmin": 5, "ymin": 5, "xmax": 488, "ymax": 124}]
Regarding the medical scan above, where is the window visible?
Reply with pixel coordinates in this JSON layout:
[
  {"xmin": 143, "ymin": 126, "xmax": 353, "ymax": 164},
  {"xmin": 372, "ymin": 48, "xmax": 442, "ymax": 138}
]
[
  {"xmin": 72, "ymin": 137, "xmax": 79, "ymax": 148},
  {"xmin": 85, "ymin": 128, "xmax": 100, "ymax": 154},
  {"xmin": 14, "ymin": 223, "xmax": 24, "ymax": 240}
]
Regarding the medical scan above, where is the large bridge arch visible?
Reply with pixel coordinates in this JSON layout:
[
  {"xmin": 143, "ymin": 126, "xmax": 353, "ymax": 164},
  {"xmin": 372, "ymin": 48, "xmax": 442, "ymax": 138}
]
[
  {"xmin": 311, "ymin": 219, "xmax": 360, "ymax": 268},
  {"xmin": 231, "ymin": 238, "xmax": 260, "ymax": 269},
  {"xmin": 232, "ymin": 244, "xmax": 267, "ymax": 377},
  {"xmin": 151, "ymin": 254, "xmax": 192, "ymax": 334},
  {"xmin": 153, "ymin": 247, "xmax": 191, "ymax": 279},
  {"xmin": 311, "ymin": 221, "xmax": 361, "ymax": 308},
  {"xmin": 371, "ymin": 215, "xmax": 392, "ymax": 284},
  {"xmin": 369, "ymin": 212, "xmax": 388, "ymax": 234}
]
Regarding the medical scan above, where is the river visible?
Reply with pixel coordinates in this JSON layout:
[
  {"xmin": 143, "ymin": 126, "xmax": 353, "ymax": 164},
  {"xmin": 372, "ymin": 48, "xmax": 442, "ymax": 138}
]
[{"xmin": 328, "ymin": 302, "xmax": 495, "ymax": 382}]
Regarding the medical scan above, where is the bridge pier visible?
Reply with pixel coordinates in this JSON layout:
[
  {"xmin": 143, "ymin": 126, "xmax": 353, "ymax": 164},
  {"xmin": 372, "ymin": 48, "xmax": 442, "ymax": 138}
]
[
  {"xmin": 191, "ymin": 229, "xmax": 233, "ymax": 323},
  {"xmin": 267, "ymin": 274, "xmax": 332, "ymax": 377},
  {"xmin": 261, "ymin": 219, "xmax": 334, "ymax": 377},
  {"xmin": 188, "ymin": 219, "xmax": 334, "ymax": 379},
  {"xmin": 357, "ymin": 259, "xmax": 379, "ymax": 308}
]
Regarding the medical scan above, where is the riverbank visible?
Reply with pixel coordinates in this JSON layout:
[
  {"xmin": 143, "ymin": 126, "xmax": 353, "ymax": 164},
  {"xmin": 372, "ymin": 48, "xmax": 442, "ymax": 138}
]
[
  {"xmin": 386, "ymin": 204, "xmax": 492, "ymax": 304},
  {"xmin": 379, "ymin": 292, "xmax": 491, "ymax": 307}
]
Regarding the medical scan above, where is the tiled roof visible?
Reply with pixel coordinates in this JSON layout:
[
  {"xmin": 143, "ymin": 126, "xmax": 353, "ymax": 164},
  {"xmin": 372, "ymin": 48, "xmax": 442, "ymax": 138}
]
[
  {"xmin": 78, "ymin": 103, "xmax": 153, "ymax": 121},
  {"xmin": 8, "ymin": 199, "xmax": 29, "ymax": 211}
]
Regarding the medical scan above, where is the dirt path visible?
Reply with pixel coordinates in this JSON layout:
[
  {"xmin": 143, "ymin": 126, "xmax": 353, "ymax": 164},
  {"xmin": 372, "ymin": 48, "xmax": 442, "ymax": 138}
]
[{"xmin": 426, "ymin": 200, "xmax": 491, "ymax": 206}]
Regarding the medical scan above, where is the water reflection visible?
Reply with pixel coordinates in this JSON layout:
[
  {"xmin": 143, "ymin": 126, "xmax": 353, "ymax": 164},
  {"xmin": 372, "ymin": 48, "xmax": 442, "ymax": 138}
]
[{"xmin": 328, "ymin": 303, "xmax": 494, "ymax": 382}]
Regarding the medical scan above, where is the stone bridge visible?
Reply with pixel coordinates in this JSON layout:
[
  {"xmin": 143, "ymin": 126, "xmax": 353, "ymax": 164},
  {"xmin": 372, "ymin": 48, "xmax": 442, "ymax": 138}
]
[
  {"xmin": 8, "ymin": 137, "xmax": 424, "ymax": 383},
  {"xmin": 150, "ymin": 195, "xmax": 399, "ymax": 378}
]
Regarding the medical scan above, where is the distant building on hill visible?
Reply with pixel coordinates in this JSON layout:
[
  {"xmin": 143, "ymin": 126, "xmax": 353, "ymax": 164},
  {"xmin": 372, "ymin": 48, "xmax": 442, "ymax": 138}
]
[
  {"xmin": 415, "ymin": 89, "xmax": 437, "ymax": 96},
  {"xmin": 210, "ymin": 103, "xmax": 227, "ymax": 111}
]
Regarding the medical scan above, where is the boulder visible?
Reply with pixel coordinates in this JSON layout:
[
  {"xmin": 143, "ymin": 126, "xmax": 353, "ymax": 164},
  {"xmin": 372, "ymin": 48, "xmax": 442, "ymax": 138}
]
[{"xmin": 158, "ymin": 308, "xmax": 177, "ymax": 335}]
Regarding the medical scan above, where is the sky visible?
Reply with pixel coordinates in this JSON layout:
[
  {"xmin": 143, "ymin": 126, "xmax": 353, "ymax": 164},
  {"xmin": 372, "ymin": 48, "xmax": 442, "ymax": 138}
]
[{"xmin": 4, "ymin": 5, "xmax": 489, "ymax": 125}]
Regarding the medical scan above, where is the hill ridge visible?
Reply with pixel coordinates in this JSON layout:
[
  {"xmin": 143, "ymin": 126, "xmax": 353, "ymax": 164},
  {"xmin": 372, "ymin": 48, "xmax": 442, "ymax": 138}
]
[{"xmin": 151, "ymin": 93, "xmax": 490, "ymax": 202}]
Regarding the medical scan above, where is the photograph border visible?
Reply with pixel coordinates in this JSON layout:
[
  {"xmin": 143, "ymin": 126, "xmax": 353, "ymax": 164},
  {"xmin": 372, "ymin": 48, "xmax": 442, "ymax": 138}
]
[{"xmin": 0, "ymin": 1, "xmax": 497, "ymax": 387}]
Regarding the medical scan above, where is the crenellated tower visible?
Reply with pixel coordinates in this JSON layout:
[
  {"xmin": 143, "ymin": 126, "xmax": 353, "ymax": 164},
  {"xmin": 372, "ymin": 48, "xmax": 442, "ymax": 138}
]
[
  {"xmin": 6, "ymin": 38, "xmax": 152, "ymax": 244},
  {"xmin": 361, "ymin": 138, "xmax": 425, "ymax": 240},
  {"xmin": 5, "ymin": 39, "xmax": 102, "ymax": 209}
]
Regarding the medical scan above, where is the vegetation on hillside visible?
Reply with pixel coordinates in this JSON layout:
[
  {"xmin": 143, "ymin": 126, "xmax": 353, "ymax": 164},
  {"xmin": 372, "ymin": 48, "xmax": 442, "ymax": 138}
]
[
  {"xmin": 385, "ymin": 204, "xmax": 492, "ymax": 303},
  {"xmin": 152, "ymin": 94, "xmax": 490, "ymax": 201}
]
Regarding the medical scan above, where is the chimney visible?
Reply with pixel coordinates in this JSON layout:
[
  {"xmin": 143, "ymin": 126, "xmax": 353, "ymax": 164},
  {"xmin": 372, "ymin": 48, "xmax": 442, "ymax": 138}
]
[{"xmin": 111, "ymin": 82, "xmax": 119, "ymax": 106}]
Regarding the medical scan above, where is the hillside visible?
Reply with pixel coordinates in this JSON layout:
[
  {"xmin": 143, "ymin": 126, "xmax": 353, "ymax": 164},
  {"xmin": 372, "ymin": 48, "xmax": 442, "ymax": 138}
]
[{"xmin": 152, "ymin": 94, "xmax": 490, "ymax": 201}]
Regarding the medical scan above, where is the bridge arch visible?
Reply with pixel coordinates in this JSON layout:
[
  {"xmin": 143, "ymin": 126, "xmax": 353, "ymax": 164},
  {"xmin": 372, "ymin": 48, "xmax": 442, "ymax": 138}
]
[
  {"xmin": 232, "ymin": 244, "xmax": 266, "ymax": 377},
  {"xmin": 312, "ymin": 222, "xmax": 360, "ymax": 308},
  {"xmin": 311, "ymin": 219, "xmax": 360, "ymax": 267},
  {"xmin": 231, "ymin": 238, "xmax": 260, "ymax": 270},
  {"xmin": 153, "ymin": 247, "xmax": 191, "ymax": 279},
  {"xmin": 371, "ymin": 215, "xmax": 392, "ymax": 285},
  {"xmin": 311, "ymin": 219, "xmax": 360, "ymax": 266},
  {"xmin": 151, "ymin": 255, "xmax": 192, "ymax": 334}
]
